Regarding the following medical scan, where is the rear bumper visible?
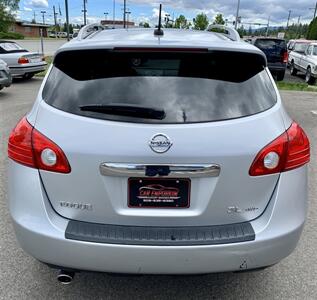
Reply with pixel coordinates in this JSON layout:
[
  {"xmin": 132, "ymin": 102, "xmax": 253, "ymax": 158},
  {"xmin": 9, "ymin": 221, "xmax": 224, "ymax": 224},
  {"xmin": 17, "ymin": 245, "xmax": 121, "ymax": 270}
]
[
  {"xmin": 9, "ymin": 64, "xmax": 46, "ymax": 77},
  {"xmin": 268, "ymin": 63, "xmax": 286, "ymax": 73},
  {"xmin": 8, "ymin": 161, "xmax": 308, "ymax": 274},
  {"xmin": 0, "ymin": 70, "xmax": 12, "ymax": 87}
]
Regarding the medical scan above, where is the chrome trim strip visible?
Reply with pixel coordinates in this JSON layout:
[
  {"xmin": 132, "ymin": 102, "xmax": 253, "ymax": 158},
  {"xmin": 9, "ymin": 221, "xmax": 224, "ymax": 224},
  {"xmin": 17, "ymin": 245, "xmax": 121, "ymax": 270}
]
[{"xmin": 100, "ymin": 163, "xmax": 221, "ymax": 178}]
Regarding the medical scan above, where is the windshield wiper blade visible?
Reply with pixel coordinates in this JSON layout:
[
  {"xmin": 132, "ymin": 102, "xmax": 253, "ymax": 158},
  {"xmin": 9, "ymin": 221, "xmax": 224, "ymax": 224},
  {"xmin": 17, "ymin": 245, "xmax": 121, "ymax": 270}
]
[{"xmin": 80, "ymin": 104, "xmax": 166, "ymax": 120}]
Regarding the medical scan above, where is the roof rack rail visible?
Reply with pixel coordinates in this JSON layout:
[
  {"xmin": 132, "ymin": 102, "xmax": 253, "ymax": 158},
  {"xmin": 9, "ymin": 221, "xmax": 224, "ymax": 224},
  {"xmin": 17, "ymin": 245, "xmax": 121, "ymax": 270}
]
[
  {"xmin": 77, "ymin": 23, "xmax": 106, "ymax": 40},
  {"xmin": 207, "ymin": 25, "xmax": 240, "ymax": 42}
]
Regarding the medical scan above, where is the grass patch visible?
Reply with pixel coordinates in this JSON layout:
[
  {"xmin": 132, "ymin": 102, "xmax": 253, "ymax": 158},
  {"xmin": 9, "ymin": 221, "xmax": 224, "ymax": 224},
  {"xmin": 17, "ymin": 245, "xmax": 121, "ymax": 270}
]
[
  {"xmin": 276, "ymin": 81, "xmax": 317, "ymax": 92},
  {"xmin": 36, "ymin": 56, "xmax": 53, "ymax": 77}
]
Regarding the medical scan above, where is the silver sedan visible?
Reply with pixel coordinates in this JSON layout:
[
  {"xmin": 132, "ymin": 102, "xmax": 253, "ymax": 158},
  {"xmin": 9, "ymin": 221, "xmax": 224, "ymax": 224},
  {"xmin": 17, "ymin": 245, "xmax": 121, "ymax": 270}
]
[
  {"xmin": 0, "ymin": 58, "xmax": 12, "ymax": 90},
  {"xmin": 0, "ymin": 41, "xmax": 46, "ymax": 79}
]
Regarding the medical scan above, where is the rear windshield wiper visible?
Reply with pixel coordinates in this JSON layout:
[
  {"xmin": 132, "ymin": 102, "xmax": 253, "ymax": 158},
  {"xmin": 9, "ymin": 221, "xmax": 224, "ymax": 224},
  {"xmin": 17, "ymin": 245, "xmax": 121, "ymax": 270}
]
[{"xmin": 80, "ymin": 104, "xmax": 166, "ymax": 120}]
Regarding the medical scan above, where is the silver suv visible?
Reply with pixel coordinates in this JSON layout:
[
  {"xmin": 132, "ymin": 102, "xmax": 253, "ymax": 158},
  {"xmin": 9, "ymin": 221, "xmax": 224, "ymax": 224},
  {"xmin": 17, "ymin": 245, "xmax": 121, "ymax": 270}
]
[{"xmin": 7, "ymin": 25, "xmax": 310, "ymax": 282}]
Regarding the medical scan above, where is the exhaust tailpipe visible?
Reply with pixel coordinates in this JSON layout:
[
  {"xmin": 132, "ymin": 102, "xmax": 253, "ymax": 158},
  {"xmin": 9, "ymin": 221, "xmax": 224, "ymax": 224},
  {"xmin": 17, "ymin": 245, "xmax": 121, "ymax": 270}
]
[{"xmin": 57, "ymin": 270, "xmax": 75, "ymax": 285}]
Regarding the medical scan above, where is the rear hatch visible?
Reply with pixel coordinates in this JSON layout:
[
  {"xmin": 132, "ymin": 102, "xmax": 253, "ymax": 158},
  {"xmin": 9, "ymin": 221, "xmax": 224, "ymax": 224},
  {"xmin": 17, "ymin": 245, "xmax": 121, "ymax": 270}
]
[
  {"xmin": 35, "ymin": 48, "xmax": 285, "ymax": 227},
  {"xmin": 254, "ymin": 39, "xmax": 287, "ymax": 64}
]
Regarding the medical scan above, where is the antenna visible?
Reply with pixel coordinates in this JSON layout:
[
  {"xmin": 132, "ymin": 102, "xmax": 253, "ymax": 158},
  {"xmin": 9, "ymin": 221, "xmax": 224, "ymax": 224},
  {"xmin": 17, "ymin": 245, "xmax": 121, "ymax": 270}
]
[{"xmin": 154, "ymin": 4, "xmax": 164, "ymax": 36}]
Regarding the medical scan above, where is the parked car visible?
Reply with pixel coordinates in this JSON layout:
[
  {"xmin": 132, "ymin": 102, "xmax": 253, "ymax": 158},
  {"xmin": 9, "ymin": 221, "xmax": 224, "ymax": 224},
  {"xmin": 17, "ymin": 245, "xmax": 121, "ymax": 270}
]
[
  {"xmin": 252, "ymin": 38, "xmax": 288, "ymax": 81},
  {"xmin": 7, "ymin": 25, "xmax": 310, "ymax": 282},
  {"xmin": 0, "ymin": 58, "xmax": 12, "ymax": 90},
  {"xmin": 0, "ymin": 41, "xmax": 47, "ymax": 79},
  {"xmin": 289, "ymin": 42, "xmax": 317, "ymax": 84}
]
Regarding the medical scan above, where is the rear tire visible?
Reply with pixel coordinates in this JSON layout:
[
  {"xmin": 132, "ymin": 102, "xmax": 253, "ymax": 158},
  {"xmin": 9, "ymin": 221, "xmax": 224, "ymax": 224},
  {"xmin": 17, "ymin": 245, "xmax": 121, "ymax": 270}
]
[
  {"xmin": 0, "ymin": 85, "xmax": 3, "ymax": 91},
  {"xmin": 22, "ymin": 73, "xmax": 35, "ymax": 80},
  {"xmin": 305, "ymin": 67, "xmax": 316, "ymax": 85},
  {"xmin": 290, "ymin": 62, "xmax": 297, "ymax": 76},
  {"xmin": 276, "ymin": 71, "xmax": 285, "ymax": 81}
]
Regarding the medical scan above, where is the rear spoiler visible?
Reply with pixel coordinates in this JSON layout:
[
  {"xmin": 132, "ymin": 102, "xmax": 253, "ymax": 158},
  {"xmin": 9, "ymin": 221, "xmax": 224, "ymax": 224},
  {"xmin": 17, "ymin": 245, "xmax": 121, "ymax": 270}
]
[{"xmin": 207, "ymin": 25, "xmax": 241, "ymax": 42}]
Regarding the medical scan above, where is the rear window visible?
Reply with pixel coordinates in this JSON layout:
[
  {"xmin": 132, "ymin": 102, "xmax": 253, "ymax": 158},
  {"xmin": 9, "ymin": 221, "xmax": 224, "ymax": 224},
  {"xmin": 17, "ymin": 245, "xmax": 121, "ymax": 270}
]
[
  {"xmin": 43, "ymin": 50, "xmax": 276, "ymax": 124},
  {"xmin": 0, "ymin": 42, "xmax": 27, "ymax": 54},
  {"xmin": 254, "ymin": 39, "xmax": 286, "ymax": 51}
]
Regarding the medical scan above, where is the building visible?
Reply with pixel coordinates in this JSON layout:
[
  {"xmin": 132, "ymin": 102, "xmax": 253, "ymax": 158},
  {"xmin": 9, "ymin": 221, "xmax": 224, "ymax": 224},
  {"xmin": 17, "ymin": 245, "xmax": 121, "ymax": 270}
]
[
  {"xmin": 10, "ymin": 21, "xmax": 51, "ymax": 38},
  {"xmin": 100, "ymin": 20, "xmax": 135, "ymax": 29}
]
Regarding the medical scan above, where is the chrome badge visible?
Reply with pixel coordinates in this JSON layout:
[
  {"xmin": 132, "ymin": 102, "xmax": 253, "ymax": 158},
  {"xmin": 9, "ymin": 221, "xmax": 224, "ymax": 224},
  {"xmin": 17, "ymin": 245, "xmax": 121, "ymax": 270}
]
[{"xmin": 149, "ymin": 134, "xmax": 173, "ymax": 154}]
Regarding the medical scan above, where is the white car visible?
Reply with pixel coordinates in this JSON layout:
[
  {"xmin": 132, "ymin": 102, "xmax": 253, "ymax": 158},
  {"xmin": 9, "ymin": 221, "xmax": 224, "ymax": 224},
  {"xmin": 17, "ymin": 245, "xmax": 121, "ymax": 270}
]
[
  {"xmin": 0, "ymin": 58, "xmax": 12, "ymax": 90},
  {"xmin": 0, "ymin": 41, "xmax": 47, "ymax": 79},
  {"xmin": 289, "ymin": 42, "xmax": 317, "ymax": 84}
]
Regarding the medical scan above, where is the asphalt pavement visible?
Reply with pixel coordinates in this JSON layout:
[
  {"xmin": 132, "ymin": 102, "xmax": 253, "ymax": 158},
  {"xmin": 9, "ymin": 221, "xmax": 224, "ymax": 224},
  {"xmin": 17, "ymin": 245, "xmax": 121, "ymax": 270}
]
[
  {"xmin": 12, "ymin": 39, "xmax": 67, "ymax": 56},
  {"xmin": 0, "ymin": 79, "xmax": 316, "ymax": 299}
]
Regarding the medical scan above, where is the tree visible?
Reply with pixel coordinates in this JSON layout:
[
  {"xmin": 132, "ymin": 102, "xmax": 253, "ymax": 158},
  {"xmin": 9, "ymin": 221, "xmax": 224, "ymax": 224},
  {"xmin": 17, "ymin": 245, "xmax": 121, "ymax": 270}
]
[
  {"xmin": 174, "ymin": 15, "xmax": 189, "ymax": 29},
  {"xmin": 193, "ymin": 13, "xmax": 209, "ymax": 30},
  {"xmin": 213, "ymin": 13, "xmax": 225, "ymax": 25},
  {"xmin": 139, "ymin": 22, "xmax": 150, "ymax": 28},
  {"xmin": 0, "ymin": 0, "xmax": 20, "ymax": 32},
  {"xmin": 307, "ymin": 17, "xmax": 317, "ymax": 40}
]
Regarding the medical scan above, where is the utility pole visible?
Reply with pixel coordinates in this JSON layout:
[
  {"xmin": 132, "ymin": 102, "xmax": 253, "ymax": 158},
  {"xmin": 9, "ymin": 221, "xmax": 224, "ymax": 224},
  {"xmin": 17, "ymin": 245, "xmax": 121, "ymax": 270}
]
[
  {"xmin": 113, "ymin": 0, "xmax": 116, "ymax": 28},
  {"xmin": 126, "ymin": 11, "xmax": 131, "ymax": 28},
  {"xmin": 104, "ymin": 12, "xmax": 108, "ymax": 21},
  {"xmin": 296, "ymin": 15, "xmax": 301, "ymax": 38},
  {"xmin": 41, "ymin": 11, "xmax": 46, "ymax": 24},
  {"xmin": 235, "ymin": 0, "xmax": 241, "ymax": 29},
  {"xmin": 53, "ymin": 6, "xmax": 57, "ymax": 27},
  {"xmin": 65, "ymin": 0, "xmax": 70, "ymax": 41},
  {"xmin": 266, "ymin": 16, "xmax": 270, "ymax": 37},
  {"xmin": 314, "ymin": 1, "xmax": 317, "ymax": 19},
  {"xmin": 82, "ymin": 0, "xmax": 87, "ymax": 26},
  {"xmin": 123, "ymin": 0, "xmax": 127, "ymax": 28},
  {"xmin": 33, "ymin": 11, "xmax": 36, "ymax": 23},
  {"xmin": 286, "ymin": 10, "xmax": 292, "ymax": 29}
]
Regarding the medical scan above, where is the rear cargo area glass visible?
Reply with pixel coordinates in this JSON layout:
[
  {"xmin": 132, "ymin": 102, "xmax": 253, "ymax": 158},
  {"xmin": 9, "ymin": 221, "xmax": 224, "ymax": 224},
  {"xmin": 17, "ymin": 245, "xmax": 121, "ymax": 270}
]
[{"xmin": 43, "ymin": 50, "xmax": 276, "ymax": 124}]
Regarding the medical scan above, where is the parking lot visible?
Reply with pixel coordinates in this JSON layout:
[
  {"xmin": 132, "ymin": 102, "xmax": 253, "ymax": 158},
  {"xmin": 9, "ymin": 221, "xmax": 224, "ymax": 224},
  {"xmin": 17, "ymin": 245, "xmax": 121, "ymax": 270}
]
[{"xmin": 0, "ymin": 79, "xmax": 316, "ymax": 299}]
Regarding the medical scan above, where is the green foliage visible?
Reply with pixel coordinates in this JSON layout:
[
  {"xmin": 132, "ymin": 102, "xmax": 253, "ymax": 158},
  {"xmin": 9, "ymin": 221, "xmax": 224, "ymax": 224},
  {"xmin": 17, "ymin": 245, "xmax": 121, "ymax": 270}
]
[
  {"xmin": 193, "ymin": 13, "xmax": 209, "ymax": 31},
  {"xmin": 213, "ymin": 14, "xmax": 225, "ymax": 25},
  {"xmin": 307, "ymin": 18, "xmax": 317, "ymax": 40},
  {"xmin": 0, "ymin": 31, "xmax": 24, "ymax": 39},
  {"xmin": 62, "ymin": 22, "xmax": 74, "ymax": 34},
  {"xmin": 174, "ymin": 15, "xmax": 189, "ymax": 29},
  {"xmin": 0, "ymin": 0, "xmax": 19, "ymax": 32},
  {"xmin": 139, "ymin": 22, "xmax": 150, "ymax": 28}
]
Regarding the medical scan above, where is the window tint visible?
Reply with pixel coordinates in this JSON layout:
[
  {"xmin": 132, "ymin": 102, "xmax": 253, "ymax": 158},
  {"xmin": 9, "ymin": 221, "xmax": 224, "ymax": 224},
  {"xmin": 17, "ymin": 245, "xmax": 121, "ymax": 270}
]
[
  {"xmin": 313, "ymin": 46, "xmax": 317, "ymax": 56},
  {"xmin": 254, "ymin": 39, "xmax": 286, "ymax": 52},
  {"xmin": 43, "ymin": 50, "xmax": 276, "ymax": 124}
]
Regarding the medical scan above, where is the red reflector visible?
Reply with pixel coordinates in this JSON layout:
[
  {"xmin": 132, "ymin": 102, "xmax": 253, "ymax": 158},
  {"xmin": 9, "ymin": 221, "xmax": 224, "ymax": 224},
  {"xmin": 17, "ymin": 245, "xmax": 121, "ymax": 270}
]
[
  {"xmin": 282, "ymin": 51, "xmax": 288, "ymax": 63},
  {"xmin": 8, "ymin": 117, "xmax": 71, "ymax": 174},
  {"xmin": 18, "ymin": 57, "xmax": 29, "ymax": 64},
  {"xmin": 249, "ymin": 122, "xmax": 310, "ymax": 176}
]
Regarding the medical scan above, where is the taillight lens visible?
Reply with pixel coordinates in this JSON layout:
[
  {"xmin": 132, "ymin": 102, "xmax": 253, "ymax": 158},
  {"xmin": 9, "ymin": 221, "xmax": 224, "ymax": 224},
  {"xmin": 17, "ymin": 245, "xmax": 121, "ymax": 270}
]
[
  {"xmin": 8, "ymin": 117, "xmax": 71, "ymax": 174},
  {"xmin": 249, "ymin": 122, "xmax": 310, "ymax": 176},
  {"xmin": 18, "ymin": 57, "xmax": 29, "ymax": 64},
  {"xmin": 282, "ymin": 51, "xmax": 288, "ymax": 63}
]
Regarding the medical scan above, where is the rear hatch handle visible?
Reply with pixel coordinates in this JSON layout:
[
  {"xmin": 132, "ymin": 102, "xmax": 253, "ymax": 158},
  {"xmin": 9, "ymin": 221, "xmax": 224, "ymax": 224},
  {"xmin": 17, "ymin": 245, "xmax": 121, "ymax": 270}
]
[{"xmin": 100, "ymin": 163, "xmax": 221, "ymax": 178}]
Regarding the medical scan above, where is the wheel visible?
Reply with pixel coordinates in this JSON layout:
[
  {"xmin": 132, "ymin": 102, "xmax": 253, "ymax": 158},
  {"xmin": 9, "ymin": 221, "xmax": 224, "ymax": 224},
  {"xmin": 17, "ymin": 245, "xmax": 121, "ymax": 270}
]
[
  {"xmin": 305, "ymin": 67, "xmax": 316, "ymax": 85},
  {"xmin": 290, "ymin": 62, "xmax": 297, "ymax": 75},
  {"xmin": 276, "ymin": 71, "xmax": 285, "ymax": 81},
  {"xmin": 0, "ymin": 85, "xmax": 3, "ymax": 91}
]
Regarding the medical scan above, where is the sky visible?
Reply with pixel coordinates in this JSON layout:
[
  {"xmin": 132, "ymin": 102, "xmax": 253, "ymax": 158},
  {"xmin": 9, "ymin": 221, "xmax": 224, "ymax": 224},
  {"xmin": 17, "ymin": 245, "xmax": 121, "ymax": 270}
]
[{"xmin": 17, "ymin": 0, "xmax": 317, "ymax": 28}]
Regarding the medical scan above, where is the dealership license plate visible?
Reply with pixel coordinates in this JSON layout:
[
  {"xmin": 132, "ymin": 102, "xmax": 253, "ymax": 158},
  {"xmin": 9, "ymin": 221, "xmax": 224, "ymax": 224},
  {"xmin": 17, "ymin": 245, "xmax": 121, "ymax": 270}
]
[
  {"xmin": 128, "ymin": 178, "xmax": 191, "ymax": 208},
  {"xmin": 29, "ymin": 58, "xmax": 41, "ymax": 63}
]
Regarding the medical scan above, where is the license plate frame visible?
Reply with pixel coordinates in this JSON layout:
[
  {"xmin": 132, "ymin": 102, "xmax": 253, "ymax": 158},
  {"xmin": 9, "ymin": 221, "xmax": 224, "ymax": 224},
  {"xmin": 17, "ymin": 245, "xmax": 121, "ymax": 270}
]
[{"xmin": 128, "ymin": 178, "xmax": 191, "ymax": 209}]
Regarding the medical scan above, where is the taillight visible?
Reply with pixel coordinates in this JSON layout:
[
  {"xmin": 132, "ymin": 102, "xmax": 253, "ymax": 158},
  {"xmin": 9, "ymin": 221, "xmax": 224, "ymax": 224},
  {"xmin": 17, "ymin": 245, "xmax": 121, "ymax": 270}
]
[
  {"xmin": 282, "ymin": 51, "xmax": 288, "ymax": 63},
  {"xmin": 8, "ymin": 117, "xmax": 71, "ymax": 174},
  {"xmin": 18, "ymin": 57, "xmax": 29, "ymax": 64},
  {"xmin": 249, "ymin": 122, "xmax": 310, "ymax": 176}
]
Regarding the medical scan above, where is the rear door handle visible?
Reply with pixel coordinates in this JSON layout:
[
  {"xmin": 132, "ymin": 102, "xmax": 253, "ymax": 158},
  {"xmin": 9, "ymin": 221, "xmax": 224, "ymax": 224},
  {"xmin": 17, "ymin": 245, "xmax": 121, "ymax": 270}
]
[{"xmin": 100, "ymin": 163, "xmax": 221, "ymax": 178}]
